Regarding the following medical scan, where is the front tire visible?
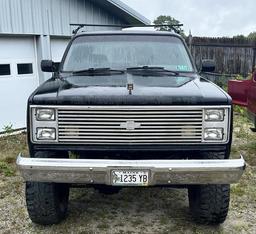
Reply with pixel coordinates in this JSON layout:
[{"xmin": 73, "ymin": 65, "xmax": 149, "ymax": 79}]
[
  {"xmin": 188, "ymin": 151, "xmax": 230, "ymax": 225},
  {"xmin": 26, "ymin": 182, "xmax": 69, "ymax": 225},
  {"xmin": 25, "ymin": 151, "xmax": 70, "ymax": 225},
  {"xmin": 188, "ymin": 184, "xmax": 230, "ymax": 225}
]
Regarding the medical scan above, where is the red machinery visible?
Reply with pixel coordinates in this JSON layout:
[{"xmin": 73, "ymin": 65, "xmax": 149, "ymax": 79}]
[{"xmin": 228, "ymin": 72, "xmax": 256, "ymax": 130}]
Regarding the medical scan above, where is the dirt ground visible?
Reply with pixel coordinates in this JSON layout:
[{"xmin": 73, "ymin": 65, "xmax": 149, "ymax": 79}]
[{"xmin": 0, "ymin": 113, "xmax": 255, "ymax": 234}]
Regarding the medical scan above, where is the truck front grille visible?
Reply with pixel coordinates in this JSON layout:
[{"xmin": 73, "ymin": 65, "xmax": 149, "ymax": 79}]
[{"xmin": 57, "ymin": 106, "xmax": 203, "ymax": 145}]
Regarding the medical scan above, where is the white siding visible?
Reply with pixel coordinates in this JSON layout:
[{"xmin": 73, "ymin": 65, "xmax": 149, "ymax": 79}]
[{"xmin": 0, "ymin": 0, "xmax": 124, "ymax": 36}]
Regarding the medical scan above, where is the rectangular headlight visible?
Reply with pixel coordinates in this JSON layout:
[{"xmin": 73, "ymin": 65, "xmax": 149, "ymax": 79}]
[
  {"xmin": 205, "ymin": 109, "xmax": 224, "ymax": 121},
  {"xmin": 204, "ymin": 128, "xmax": 223, "ymax": 140},
  {"xmin": 36, "ymin": 128, "xmax": 56, "ymax": 140},
  {"xmin": 36, "ymin": 109, "xmax": 55, "ymax": 121}
]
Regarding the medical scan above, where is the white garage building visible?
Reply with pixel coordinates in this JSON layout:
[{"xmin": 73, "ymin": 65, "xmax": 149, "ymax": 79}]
[{"xmin": 0, "ymin": 0, "xmax": 149, "ymax": 130}]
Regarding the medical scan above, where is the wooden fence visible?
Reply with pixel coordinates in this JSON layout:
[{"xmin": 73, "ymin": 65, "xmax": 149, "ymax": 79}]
[{"xmin": 186, "ymin": 36, "xmax": 256, "ymax": 76}]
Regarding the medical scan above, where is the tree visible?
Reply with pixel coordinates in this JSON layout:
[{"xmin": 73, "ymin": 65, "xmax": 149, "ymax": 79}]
[
  {"xmin": 233, "ymin": 35, "xmax": 246, "ymax": 40},
  {"xmin": 248, "ymin": 32, "xmax": 256, "ymax": 40},
  {"xmin": 153, "ymin": 15, "xmax": 185, "ymax": 37},
  {"xmin": 233, "ymin": 32, "xmax": 256, "ymax": 40}
]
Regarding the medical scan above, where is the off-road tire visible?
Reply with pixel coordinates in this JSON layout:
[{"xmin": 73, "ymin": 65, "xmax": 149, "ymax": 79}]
[
  {"xmin": 25, "ymin": 151, "xmax": 70, "ymax": 225},
  {"xmin": 26, "ymin": 182, "xmax": 69, "ymax": 225},
  {"xmin": 188, "ymin": 151, "xmax": 230, "ymax": 225}
]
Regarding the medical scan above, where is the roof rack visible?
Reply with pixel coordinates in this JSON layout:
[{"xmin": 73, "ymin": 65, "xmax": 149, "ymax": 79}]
[{"xmin": 70, "ymin": 23, "xmax": 183, "ymax": 35}]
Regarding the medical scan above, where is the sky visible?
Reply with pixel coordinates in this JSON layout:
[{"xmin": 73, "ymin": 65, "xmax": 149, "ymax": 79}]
[{"xmin": 122, "ymin": 0, "xmax": 256, "ymax": 37}]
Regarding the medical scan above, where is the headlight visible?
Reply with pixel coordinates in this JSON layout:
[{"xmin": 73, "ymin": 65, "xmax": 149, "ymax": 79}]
[
  {"xmin": 204, "ymin": 128, "xmax": 223, "ymax": 140},
  {"xmin": 36, "ymin": 128, "xmax": 56, "ymax": 140},
  {"xmin": 36, "ymin": 109, "xmax": 55, "ymax": 121},
  {"xmin": 205, "ymin": 109, "xmax": 224, "ymax": 121}
]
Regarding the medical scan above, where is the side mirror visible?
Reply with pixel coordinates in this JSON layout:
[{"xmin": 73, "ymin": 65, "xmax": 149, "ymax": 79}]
[
  {"xmin": 201, "ymin": 59, "xmax": 216, "ymax": 73},
  {"xmin": 41, "ymin": 60, "xmax": 58, "ymax": 73}
]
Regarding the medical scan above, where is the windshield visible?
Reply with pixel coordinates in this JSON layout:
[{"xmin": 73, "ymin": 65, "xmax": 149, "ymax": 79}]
[{"xmin": 62, "ymin": 35, "xmax": 194, "ymax": 73}]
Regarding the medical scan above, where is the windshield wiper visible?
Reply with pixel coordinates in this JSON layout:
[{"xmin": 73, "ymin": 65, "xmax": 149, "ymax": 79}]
[
  {"xmin": 126, "ymin": 66, "xmax": 180, "ymax": 76},
  {"xmin": 72, "ymin": 68, "xmax": 125, "ymax": 75}
]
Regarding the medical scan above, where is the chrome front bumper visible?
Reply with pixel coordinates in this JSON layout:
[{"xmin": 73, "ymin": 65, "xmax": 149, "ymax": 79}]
[{"xmin": 16, "ymin": 154, "xmax": 245, "ymax": 185}]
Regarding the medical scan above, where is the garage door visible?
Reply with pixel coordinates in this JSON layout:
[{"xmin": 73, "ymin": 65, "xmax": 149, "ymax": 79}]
[{"xmin": 0, "ymin": 37, "xmax": 38, "ymax": 130}]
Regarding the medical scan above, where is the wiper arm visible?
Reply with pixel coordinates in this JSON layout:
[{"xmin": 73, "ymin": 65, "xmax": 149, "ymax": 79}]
[
  {"xmin": 72, "ymin": 68, "xmax": 125, "ymax": 75},
  {"xmin": 126, "ymin": 66, "xmax": 179, "ymax": 76}
]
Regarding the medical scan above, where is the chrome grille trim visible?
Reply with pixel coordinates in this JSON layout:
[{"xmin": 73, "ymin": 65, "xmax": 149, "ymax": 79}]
[{"xmin": 56, "ymin": 106, "xmax": 204, "ymax": 145}]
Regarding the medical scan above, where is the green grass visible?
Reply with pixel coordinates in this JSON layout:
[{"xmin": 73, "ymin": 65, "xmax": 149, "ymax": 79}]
[
  {"xmin": 159, "ymin": 216, "xmax": 169, "ymax": 225},
  {"xmin": 0, "ymin": 133, "xmax": 28, "ymax": 177},
  {"xmin": 0, "ymin": 133, "xmax": 28, "ymax": 157},
  {"xmin": 97, "ymin": 222, "xmax": 110, "ymax": 229},
  {"xmin": 231, "ymin": 184, "xmax": 246, "ymax": 197},
  {"xmin": 0, "ymin": 161, "xmax": 15, "ymax": 176}
]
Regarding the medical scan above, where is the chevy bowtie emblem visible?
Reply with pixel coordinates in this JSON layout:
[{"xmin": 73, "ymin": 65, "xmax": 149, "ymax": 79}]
[
  {"xmin": 120, "ymin": 121, "xmax": 141, "ymax": 130},
  {"xmin": 127, "ymin": 83, "xmax": 134, "ymax": 95}
]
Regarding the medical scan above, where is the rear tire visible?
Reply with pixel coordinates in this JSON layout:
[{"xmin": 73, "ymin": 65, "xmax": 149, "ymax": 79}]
[
  {"xmin": 188, "ymin": 151, "xmax": 230, "ymax": 225},
  {"xmin": 25, "ymin": 151, "xmax": 70, "ymax": 225}
]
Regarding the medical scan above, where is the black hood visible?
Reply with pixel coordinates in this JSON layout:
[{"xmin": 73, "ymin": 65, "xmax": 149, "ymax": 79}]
[{"xmin": 30, "ymin": 73, "xmax": 231, "ymax": 106}]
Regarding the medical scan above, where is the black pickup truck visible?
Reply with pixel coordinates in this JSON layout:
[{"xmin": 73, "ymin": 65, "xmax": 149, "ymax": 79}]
[{"xmin": 17, "ymin": 30, "xmax": 245, "ymax": 225}]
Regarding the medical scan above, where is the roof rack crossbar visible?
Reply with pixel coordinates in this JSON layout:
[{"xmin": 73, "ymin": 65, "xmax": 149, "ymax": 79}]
[{"xmin": 70, "ymin": 23, "xmax": 183, "ymax": 35}]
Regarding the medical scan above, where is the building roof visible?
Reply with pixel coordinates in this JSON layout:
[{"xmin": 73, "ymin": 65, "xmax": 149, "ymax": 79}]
[{"xmin": 93, "ymin": 0, "xmax": 151, "ymax": 25}]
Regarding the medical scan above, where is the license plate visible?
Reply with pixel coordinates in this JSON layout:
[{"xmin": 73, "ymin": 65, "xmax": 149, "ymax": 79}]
[{"xmin": 111, "ymin": 170, "xmax": 149, "ymax": 186}]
